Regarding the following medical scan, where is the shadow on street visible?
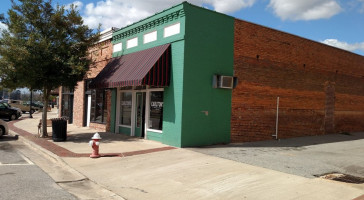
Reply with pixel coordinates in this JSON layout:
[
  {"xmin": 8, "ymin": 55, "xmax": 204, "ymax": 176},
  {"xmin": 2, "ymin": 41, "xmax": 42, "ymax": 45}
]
[
  {"xmin": 0, "ymin": 135, "xmax": 19, "ymax": 142},
  {"xmin": 197, "ymin": 132, "xmax": 364, "ymax": 148}
]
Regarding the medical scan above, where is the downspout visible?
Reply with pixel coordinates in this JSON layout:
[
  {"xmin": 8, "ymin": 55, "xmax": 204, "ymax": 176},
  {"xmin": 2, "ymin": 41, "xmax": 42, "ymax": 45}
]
[{"xmin": 272, "ymin": 97, "xmax": 279, "ymax": 140}]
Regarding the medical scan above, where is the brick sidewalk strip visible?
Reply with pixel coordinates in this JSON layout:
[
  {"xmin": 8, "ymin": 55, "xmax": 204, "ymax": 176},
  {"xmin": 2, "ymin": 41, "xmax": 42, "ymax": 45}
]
[
  {"xmin": 8, "ymin": 119, "xmax": 176, "ymax": 158},
  {"xmin": 353, "ymin": 195, "xmax": 364, "ymax": 200}
]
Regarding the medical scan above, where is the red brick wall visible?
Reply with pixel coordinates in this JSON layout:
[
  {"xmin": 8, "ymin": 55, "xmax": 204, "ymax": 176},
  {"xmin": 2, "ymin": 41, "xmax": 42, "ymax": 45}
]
[
  {"xmin": 87, "ymin": 39, "xmax": 113, "ymax": 79},
  {"xmin": 89, "ymin": 122, "xmax": 106, "ymax": 132},
  {"xmin": 72, "ymin": 39, "xmax": 113, "ymax": 130},
  {"xmin": 232, "ymin": 19, "xmax": 364, "ymax": 142},
  {"xmin": 72, "ymin": 80, "xmax": 85, "ymax": 127}
]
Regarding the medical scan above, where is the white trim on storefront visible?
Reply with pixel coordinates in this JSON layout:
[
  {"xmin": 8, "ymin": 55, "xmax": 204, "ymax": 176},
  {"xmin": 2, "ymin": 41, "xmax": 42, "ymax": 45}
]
[
  {"xmin": 115, "ymin": 88, "xmax": 134, "ymax": 134},
  {"xmin": 115, "ymin": 86, "xmax": 164, "ymax": 139},
  {"xmin": 86, "ymin": 95, "xmax": 91, "ymax": 127}
]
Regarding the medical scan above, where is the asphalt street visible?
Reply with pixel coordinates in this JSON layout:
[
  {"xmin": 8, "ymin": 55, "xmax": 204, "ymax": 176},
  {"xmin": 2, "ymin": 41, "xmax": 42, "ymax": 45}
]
[
  {"xmin": 190, "ymin": 132, "xmax": 364, "ymax": 179},
  {"xmin": 0, "ymin": 136, "xmax": 77, "ymax": 200}
]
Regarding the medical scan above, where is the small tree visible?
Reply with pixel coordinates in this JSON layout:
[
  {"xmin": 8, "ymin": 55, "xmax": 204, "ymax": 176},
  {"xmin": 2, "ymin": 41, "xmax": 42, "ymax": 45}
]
[{"xmin": 0, "ymin": 0, "xmax": 99, "ymax": 137}]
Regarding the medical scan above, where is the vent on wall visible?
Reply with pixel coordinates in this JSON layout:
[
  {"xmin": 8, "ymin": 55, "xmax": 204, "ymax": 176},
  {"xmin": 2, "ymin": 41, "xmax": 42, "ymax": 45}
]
[{"xmin": 212, "ymin": 75, "xmax": 237, "ymax": 89}]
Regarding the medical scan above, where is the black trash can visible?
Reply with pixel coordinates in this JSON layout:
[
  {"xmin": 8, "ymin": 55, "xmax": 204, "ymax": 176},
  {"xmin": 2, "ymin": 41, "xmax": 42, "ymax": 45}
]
[{"xmin": 51, "ymin": 118, "xmax": 67, "ymax": 142}]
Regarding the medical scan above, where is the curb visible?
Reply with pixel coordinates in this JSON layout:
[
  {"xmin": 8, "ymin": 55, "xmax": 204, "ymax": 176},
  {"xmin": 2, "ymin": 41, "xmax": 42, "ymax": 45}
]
[
  {"xmin": 8, "ymin": 129, "xmax": 125, "ymax": 200},
  {"xmin": 8, "ymin": 129, "xmax": 86, "ymax": 179},
  {"xmin": 353, "ymin": 195, "xmax": 364, "ymax": 200}
]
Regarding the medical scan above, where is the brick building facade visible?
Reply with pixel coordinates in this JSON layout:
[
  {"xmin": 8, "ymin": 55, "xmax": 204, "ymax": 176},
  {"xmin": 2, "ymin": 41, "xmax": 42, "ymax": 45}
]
[{"xmin": 231, "ymin": 19, "xmax": 364, "ymax": 142}]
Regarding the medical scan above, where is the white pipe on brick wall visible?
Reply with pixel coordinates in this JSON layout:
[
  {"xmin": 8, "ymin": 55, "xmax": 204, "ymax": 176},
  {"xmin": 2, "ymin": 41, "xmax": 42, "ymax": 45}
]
[{"xmin": 272, "ymin": 97, "xmax": 279, "ymax": 140}]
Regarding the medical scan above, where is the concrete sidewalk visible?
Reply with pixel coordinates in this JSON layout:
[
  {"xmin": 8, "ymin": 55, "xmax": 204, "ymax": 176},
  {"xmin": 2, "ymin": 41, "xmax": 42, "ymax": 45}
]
[{"xmin": 8, "ymin": 110, "xmax": 364, "ymax": 200}]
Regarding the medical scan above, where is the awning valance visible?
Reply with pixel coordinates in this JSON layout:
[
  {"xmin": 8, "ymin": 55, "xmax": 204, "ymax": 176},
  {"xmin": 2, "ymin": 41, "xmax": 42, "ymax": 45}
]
[{"xmin": 90, "ymin": 44, "xmax": 170, "ymax": 88}]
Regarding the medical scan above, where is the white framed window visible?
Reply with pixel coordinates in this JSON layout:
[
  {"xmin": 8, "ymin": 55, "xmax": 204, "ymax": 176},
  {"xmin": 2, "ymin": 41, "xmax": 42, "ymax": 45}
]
[
  {"xmin": 143, "ymin": 31, "xmax": 157, "ymax": 44},
  {"xmin": 113, "ymin": 43, "xmax": 122, "ymax": 53},
  {"xmin": 127, "ymin": 37, "xmax": 138, "ymax": 49},
  {"xmin": 119, "ymin": 92, "xmax": 132, "ymax": 126},
  {"xmin": 164, "ymin": 23, "xmax": 180, "ymax": 38},
  {"xmin": 116, "ymin": 86, "xmax": 164, "ymax": 137}
]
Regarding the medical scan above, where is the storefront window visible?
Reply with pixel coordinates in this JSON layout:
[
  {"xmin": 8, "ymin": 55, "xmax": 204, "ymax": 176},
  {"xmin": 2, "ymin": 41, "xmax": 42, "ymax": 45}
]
[
  {"xmin": 149, "ymin": 91, "xmax": 163, "ymax": 130},
  {"xmin": 90, "ymin": 89, "xmax": 107, "ymax": 123},
  {"xmin": 120, "ymin": 92, "xmax": 132, "ymax": 126}
]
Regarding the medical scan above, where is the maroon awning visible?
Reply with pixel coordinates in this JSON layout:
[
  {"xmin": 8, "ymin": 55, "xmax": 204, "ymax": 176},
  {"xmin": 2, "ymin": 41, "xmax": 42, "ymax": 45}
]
[{"xmin": 91, "ymin": 44, "xmax": 171, "ymax": 88}]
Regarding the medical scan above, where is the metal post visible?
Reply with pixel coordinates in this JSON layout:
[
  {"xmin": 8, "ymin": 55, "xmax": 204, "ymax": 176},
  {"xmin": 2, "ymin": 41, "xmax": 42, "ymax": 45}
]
[
  {"xmin": 29, "ymin": 89, "xmax": 33, "ymax": 118},
  {"xmin": 272, "ymin": 97, "xmax": 279, "ymax": 139}
]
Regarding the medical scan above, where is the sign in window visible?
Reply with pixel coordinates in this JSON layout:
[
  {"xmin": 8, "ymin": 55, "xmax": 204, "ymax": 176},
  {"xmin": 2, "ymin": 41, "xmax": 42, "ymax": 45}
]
[{"xmin": 149, "ymin": 91, "xmax": 163, "ymax": 131}]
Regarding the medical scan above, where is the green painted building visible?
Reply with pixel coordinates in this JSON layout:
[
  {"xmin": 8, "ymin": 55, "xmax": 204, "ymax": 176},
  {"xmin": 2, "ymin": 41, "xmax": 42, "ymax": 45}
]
[{"xmin": 91, "ymin": 2, "xmax": 234, "ymax": 147}]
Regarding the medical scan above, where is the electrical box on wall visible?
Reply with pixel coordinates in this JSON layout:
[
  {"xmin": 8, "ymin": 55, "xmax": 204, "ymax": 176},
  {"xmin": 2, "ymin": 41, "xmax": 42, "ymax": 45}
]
[{"xmin": 212, "ymin": 75, "xmax": 238, "ymax": 89}]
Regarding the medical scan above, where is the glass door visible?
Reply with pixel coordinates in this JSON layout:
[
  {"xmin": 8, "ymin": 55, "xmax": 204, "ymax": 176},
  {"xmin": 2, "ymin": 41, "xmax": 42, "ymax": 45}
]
[{"xmin": 134, "ymin": 92, "xmax": 146, "ymax": 137}]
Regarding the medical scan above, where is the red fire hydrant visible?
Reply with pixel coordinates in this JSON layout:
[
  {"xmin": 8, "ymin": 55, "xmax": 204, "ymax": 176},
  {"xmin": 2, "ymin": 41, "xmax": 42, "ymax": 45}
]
[{"xmin": 89, "ymin": 133, "xmax": 101, "ymax": 158}]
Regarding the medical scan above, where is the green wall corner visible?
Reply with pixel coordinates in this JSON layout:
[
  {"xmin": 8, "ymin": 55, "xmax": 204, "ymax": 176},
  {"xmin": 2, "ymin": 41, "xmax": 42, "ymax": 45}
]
[
  {"xmin": 160, "ymin": 40, "xmax": 185, "ymax": 147},
  {"xmin": 181, "ymin": 4, "xmax": 234, "ymax": 147}
]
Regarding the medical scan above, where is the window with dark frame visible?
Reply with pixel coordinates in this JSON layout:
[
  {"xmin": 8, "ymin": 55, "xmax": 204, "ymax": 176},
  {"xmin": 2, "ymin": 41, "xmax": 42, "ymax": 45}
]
[
  {"xmin": 149, "ymin": 91, "xmax": 163, "ymax": 131},
  {"xmin": 89, "ymin": 88, "xmax": 107, "ymax": 124},
  {"xmin": 120, "ymin": 92, "xmax": 132, "ymax": 126}
]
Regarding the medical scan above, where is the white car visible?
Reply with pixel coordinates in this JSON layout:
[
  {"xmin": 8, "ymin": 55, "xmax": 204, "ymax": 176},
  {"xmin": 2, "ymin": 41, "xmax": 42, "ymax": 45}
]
[{"xmin": 0, "ymin": 119, "xmax": 9, "ymax": 137}]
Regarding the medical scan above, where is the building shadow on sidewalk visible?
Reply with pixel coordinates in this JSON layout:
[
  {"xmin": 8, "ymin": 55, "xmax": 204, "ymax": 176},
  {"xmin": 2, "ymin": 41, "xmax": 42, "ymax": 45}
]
[
  {"xmin": 199, "ymin": 132, "xmax": 364, "ymax": 148},
  {"xmin": 0, "ymin": 135, "xmax": 19, "ymax": 142},
  {"xmin": 65, "ymin": 132, "xmax": 142, "ymax": 144}
]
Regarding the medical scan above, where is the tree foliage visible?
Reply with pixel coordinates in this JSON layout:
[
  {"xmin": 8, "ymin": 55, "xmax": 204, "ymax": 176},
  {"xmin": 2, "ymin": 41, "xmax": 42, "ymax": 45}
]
[{"xmin": 0, "ymin": 0, "xmax": 99, "ymax": 137}]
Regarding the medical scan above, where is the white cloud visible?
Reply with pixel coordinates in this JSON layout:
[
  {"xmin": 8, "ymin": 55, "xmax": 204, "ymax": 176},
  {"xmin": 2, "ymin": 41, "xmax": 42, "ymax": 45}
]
[
  {"xmin": 268, "ymin": 0, "xmax": 342, "ymax": 21},
  {"xmin": 81, "ymin": 0, "xmax": 256, "ymax": 29},
  {"xmin": 206, "ymin": 0, "xmax": 256, "ymax": 13},
  {"xmin": 322, "ymin": 39, "xmax": 364, "ymax": 52},
  {"xmin": 0, "ymin": 23, "xmax": 7, "ymax": 39},
  {"xmin": 65, "ymin": 1, "xmax": 84, "ymax": 10},
  {"xmin": 359, "ymin": 0, "xmax": 364, "ymax": 13},
  {"xmin": 0, "ymin": 22, "xmax": 7, "ymax": 31}
]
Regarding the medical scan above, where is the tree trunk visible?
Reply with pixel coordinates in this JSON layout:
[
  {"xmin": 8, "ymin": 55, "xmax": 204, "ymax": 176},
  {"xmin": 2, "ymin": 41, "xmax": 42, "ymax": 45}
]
[{"xmin": 40, "ymin": 87, "xmax": 51, "ymax": 138}]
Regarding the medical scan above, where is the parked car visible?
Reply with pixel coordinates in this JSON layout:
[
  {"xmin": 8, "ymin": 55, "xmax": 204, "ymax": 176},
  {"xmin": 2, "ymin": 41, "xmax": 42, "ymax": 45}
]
[
  {"xmin": 0, "ymin": 119, "xmax": 9, "ymax": 137},
  {"xmin": 35, "ymin": 102, "xmax": 44, "ymax": 109},
  {"xmin": 0, "ymin": 102, "xmax": 20, "ymax": 121},
  {"xmin": 9, "ymin": 100, "xmax": 36, "ymax": 114},
  {"xmin": 24, "ymin": 101, "xmax": 43, "ymax": 110},
  {"xmin": 0, "ymin": 101, "xmax": 22, "ymax": 119}
]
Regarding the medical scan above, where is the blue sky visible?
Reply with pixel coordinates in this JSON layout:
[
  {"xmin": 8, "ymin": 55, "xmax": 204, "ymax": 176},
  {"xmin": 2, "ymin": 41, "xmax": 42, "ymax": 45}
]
[{"xmin": 1, "ymin": 0, "xmax": 364, "ymax": 55}]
